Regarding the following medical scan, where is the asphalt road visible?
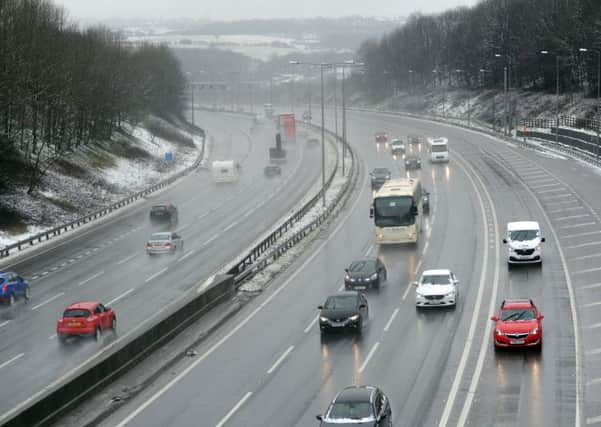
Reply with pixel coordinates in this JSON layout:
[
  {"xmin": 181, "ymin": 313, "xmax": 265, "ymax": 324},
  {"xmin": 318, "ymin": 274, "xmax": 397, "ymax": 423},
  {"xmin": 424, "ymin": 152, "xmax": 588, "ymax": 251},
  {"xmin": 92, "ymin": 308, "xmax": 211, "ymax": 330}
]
[
  {"xmin": 95, "ymin": 108, "xmax": 601, "ymax": 427},
  {"xmin": 0, "ymin": 111, "xmax": 325, "ymax": 420}
]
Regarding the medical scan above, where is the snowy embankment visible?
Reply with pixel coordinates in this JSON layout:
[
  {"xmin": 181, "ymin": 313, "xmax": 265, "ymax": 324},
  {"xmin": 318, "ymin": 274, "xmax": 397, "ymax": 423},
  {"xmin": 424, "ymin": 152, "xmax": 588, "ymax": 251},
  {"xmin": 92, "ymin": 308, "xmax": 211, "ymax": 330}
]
[
  {"xmin": 0, "ymin": 117, "xmax": 204, "ymax": 249},
  {"xmin": 237, "ymin": 130, "xmax": 353, "ymax": 293}
]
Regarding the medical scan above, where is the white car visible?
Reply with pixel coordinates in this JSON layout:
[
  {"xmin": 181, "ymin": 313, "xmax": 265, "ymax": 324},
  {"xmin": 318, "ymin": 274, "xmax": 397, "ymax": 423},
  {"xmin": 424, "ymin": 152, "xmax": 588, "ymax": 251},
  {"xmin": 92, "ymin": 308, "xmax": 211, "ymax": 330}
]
[
  {"xmin": 146, "ymin": 232, "xmax": 183, "ymax": 255},
  {"xmin": 413, "ymin": 269, "xmax": 458, "ymax": 308},
  {"xmin": 503, "ymin": 221, "xmax": 545, "ymax": 266}
]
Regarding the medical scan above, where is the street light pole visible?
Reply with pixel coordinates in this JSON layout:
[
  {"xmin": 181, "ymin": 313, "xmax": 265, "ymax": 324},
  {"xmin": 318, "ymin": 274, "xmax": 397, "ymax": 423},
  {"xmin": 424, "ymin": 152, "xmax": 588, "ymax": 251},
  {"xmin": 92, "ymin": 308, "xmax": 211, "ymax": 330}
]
[
  {"xmin": 320, "ymin": 65, "xmax": 326, "ymax": 207},
  {"xmin": 333, "ymin": 72, "xmax": 339, "ymax": 138},
  {"xmin": 342, "ymin": 67, "xmax": 347, "ymax": 176}
]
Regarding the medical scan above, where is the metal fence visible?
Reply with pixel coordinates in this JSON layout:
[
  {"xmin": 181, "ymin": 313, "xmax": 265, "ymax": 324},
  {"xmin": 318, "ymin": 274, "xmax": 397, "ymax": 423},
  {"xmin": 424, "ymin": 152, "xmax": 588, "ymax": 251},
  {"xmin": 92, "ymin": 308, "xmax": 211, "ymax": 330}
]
[
  {"xmin": 0, "ymin": 127, "xmax": 206, "ymax": 258},
  {"xmin": 522, "ymin": 116, "xmax": 600, "ymax": 134},
  {"xmin": 227, "ymin": 123, "xmax": 356, "ymax": 285}
]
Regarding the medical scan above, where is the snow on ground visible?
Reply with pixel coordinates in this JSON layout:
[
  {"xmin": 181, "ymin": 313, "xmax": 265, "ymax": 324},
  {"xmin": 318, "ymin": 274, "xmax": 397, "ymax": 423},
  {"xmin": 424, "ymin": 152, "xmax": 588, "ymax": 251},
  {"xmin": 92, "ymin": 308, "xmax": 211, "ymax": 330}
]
[{"xmin": 0, "ymin": 118, "xmax": 204, "ymax": 249}]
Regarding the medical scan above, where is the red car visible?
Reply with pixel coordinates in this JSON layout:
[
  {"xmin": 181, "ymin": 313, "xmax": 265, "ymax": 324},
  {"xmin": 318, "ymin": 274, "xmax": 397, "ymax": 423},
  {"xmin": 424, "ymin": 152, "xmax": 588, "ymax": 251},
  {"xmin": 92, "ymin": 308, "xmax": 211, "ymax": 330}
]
[
  {"xmin": 490, "ymin": 299, "xmax": 543, "ymax": 351},
  {"xmin": 374, "ymin": 132, "xmax": 388, "ymax": 143},
  {"xmin": 57, "ymin": 301, "xmax": 116, "ymax": 342}
]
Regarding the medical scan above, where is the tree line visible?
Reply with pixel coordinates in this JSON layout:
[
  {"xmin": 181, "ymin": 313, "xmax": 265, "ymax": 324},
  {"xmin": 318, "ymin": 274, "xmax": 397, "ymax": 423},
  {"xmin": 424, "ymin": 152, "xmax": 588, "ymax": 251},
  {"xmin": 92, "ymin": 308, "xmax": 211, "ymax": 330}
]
[
  {"xmin": 0, "ymin": 0, "xmax": 186, "ymax": 193},
  {"xmin": 358, "ymin": 0, "xmax": 601, "ymax": 102}
]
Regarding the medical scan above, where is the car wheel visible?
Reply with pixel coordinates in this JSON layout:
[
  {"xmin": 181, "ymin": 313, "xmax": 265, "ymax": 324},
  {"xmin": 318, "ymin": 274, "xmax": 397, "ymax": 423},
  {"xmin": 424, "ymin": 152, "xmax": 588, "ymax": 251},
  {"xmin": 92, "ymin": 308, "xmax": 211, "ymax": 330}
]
[
  {"xmin": 24, "ymin": 287, "xmax": 30, "ymax": 301},
  {"xmin": 94, "ymin": 327, "xmax": 101, "ymax": 342},
  {"xmin": 8, "ymin": 294, "xmax": 15, "ymax": 306},
  {"xmin": 111, "ymin": 317, "xmax": 117, "ymax": 330}
]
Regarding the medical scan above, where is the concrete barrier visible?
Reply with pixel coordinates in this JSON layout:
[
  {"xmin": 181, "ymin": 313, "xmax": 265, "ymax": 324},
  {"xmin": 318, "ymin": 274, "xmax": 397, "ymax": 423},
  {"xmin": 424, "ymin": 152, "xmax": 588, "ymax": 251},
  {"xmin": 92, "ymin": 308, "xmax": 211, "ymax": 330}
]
[{"xmin": 2, "ymin": 274, "xmax": 235, "ymax": 427}]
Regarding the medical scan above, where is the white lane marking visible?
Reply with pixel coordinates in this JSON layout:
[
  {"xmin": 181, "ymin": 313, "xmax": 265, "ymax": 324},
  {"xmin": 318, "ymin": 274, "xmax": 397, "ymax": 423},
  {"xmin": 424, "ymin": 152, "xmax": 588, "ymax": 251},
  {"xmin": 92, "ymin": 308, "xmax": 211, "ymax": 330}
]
[
  {"xmin": 78, "ymin": 270, "xmax": 104, "ymax": 287},
  {"xmin": 31, "ymin": 276, "xmax": 39, "ymax": 281},
  {"xmin": 537, "ymin": 187, "xmax": 565, "ymax": 194},
  {"xmin": 550, "ymin": 206, "xmax": 586, "ymax": 214},
  {"xmin": 215, "ymin": 392, "xmax": 253, "ymax": 427},
  {"xmin": 113, "ymin": 167, "xmax": 368, "ymax": 427},
  {"xmin": 358, "ymin": 342, "xmax": 380, "ymax": 373},
  {"xmin": 196, "ymin": 211, "xmax": 209, "ymax": 220},
  {"xmin": 540, "ymin": 193, "xmax": 575, "ymax": 199},
  {"xmin": 401, "ymin": 282, "xmax": 413, "ymax": 301},
  {"xmin": 338, "ymin": 284, "xmax": 345, "ymax": 292},
  {"xmin": 586, "ymin": 347, "xmax": 601, "ymax": 356},
  {"xmin": 581, "ymin": 283, "xmax": 601, "ymax": 290},
  {"xmin": 203, "ymin": 234, "xmax": 219, "ymax": 247},
  {"xmin": 581, "ymin": 301, "xmax": 601, "ymax": 309},
  {"xmin": 48, "ymin": 334, "xmax": 57, "ymax": 340},
  {"xmin": 117, "ymin": 254, "xmax": 137, "ymax": 265},
  {"xmin": 587, "ymin": 378, "xmax": 601, "ymax": 386},
  {"xmin": 364, "ymin": 243, "xmax": 374, "ymax": 256},
  {"xmin": 383, "ymin": 308, "xmax": 400, "ymax": 332},
  {"xmin": 442, "ymin": 150, "xmax": 500, "ymax": 427},
  {"xmin": 565, "ymin": 241, "xmax": 601, "ymax": 250},
  {"xmin": 0, "ymin": 321, "xmax": 8, "ymax": 328},
  {"xmin": 586, "ymin": 322, "xmax": 601, "ymax": 329},
  {"xmin": 304, "ymin": 316, "xmax": 319, "ymax": 334},
  {"xmin": 145, "ymin": 267, "xmax": 168, "ymax": 283},
  {"xmin": 266, "ymin": 345, "xmax": 295, "ymax": 374},
  {"xmin": 554, "ymin": 214, "xmax": 591, "ymax": 221},
  {"xmin": 243, "ymin": 210, "xmax": 253, "ymax": 218},
  {"xmin": 562, "ymin": 230, "xmax": 601, "ymax": 239},
  {"xmin": 587, "ymin": 415, "xmax": 601, "ymax": 425},
  {"xmin": 0, "ymin": 353, "xmax": 24, "ymax": 370},
  {"xmin": 223, "ymin": 220, "xmax": 239, "ymax": 232},
  {"xmin": 414, "ymin": 259, "xmax": 423, "ymax": 275},
  {"xmin": 574, "ymin": 267, "xmax": 601, "ymax": 275},
  {"xmin": 177, "ymin": 249, "xmax": 196, "ymax": 263},
  {"xmin": 106, "ymin": 288, "xmax": 135, "ymax": 306},
  {"xmin": 176, "ymin": 223, "xmax": 191, "ymax": 232},
  {"xmin": 527, "ymin": 177, "xmax": 556, "ymax": 183},
  {"xmin": 560, "ymin": 222, "xmax": 597, "ymax": 229},
  {"xmin": 531, "ymin": 182, "xmax": 561, "ymax": 189},
  {"xmin": 546, "ymin": 200, "xmax": 578, "ymax": 207},
  {"xmin": 571, "ymin": 253, "xmax": 601, "ymax": 262},
  {"xmin": 197, "ymin": 274, "xmax": 217, "ymax": 294},
  {"xmin": 31, "ymin": 293, "xmax": 64, "ymax": 311}
]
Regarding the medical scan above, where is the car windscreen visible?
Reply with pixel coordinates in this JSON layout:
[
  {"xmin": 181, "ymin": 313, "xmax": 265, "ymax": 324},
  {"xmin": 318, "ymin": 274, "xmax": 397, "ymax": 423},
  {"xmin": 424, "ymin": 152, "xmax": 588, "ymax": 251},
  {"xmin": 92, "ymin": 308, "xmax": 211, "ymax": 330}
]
[
  {"xmin": 151, "ymin": 206, "xmax": 167, "ymax": 212},
  {"xmin": 510, "ymin": 230, "xmax": 538, "ymax": 241},
  {"xmin": 150, "ymin": 234, "xmax": 170, "ymax": 241},
  {"xmin": 324, "ymin": 296, "xmax": 358, "ymax": 310},
  {"xmin": 326, "ymin": 402, "xmax": 375, "ymax": 421},
  {"xmin": 0, "ymin": 278, "xmax": 4, "ymax": 286},
  {"xmin": 63, "ymin": 309, "xmax": 90, "ymax": 318},
  {"xmin": 500, "ymin": 309, "xmax": 536, "ymax": 321},
  {"xmin": 431, "ymin": 145, "xmax": 448, "ymax": 152},
  {"xmin": 372, "ymin": 168, "xmax": 389, "ymax": 176},
  {"xmin": 374, "ymin": 196, "xmax": 415, "ymax": 227},
  {"xmin": 421, "ymin": 274, "xmax": 451, "ymax": 285},
  {"xmin": 348, "ymin": 260, "xmax": 376, "ymax": 273}
]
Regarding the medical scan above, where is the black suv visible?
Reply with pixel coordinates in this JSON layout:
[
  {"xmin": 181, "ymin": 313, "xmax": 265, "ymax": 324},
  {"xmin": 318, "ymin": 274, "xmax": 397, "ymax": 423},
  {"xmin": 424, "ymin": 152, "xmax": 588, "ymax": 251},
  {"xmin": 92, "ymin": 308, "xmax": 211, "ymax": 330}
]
[
  {"xmin": 317, "ymin": 385, "xmax": 392, "ymax": 426},
  {"xmin": 370, "ymin": 168, "xmax": 391, "ymax": 190},
  {"xmin": 344, "ymin": 258, "xmax": 387, "ymax": 291},
  {"xmin": 149, "ymin": 204, "xmax": 178, "ymax": 224},
  {"xmin": 318, "ymin": 291, "xmax": 368, "ymax": 334}
]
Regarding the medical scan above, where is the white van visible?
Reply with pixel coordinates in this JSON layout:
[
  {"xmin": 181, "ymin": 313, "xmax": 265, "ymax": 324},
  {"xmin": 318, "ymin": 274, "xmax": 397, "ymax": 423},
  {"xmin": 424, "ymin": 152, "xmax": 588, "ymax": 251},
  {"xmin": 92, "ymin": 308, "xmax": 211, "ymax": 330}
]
[
  {"xmin": 211, "ymin": 160, "xmax": 240, "ymax": 183},
  {"xmin": 427, "ymin": 137, "xmax": 449, "ymax": 163},
  {"xmin": 503, "ymin": 221, "xmax": 546, "ymax": 266}
]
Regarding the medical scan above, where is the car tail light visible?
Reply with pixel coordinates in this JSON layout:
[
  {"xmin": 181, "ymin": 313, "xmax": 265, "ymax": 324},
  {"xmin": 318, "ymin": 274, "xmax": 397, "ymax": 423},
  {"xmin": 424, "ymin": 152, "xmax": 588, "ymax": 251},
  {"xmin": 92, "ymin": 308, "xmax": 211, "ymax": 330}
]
[
  {"xmin": 1, "ymin": 284, "xmax": 7, "ymax": 293},
  {"xmin": 146, "ymin": 242, "xmax": 151, "ymax": 247},
  {"xmin": 165, "ymin": 242, "xmax": 172, "ymax": 247}
]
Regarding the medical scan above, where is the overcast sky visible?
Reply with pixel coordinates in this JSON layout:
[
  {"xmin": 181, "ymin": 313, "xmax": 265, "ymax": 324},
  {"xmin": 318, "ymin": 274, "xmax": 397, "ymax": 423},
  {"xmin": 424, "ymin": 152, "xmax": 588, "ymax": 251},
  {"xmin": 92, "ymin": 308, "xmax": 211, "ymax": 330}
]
[{"xmin": 53, "ymin": 0, "xmax": 480, "ymax": 21}]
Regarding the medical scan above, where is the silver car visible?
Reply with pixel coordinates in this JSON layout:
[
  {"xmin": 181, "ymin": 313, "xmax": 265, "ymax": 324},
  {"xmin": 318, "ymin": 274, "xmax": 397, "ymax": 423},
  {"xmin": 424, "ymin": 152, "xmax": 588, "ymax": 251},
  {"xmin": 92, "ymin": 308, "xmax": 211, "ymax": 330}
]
[{"xmin": 146, "ymin": 232, "xmax": 183, "ymax": 255}]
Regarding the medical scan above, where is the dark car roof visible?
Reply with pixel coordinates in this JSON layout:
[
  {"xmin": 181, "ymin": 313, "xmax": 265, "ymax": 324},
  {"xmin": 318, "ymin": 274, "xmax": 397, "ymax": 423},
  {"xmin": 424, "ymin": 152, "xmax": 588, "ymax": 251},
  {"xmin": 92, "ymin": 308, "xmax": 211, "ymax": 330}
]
[
  {"xmin": 372, "ymin": 168, "xmax": 390, "ymax": 175},
  {"xmin": 335, "ymin": 386, "xmax": 376, "ymax": 403}
]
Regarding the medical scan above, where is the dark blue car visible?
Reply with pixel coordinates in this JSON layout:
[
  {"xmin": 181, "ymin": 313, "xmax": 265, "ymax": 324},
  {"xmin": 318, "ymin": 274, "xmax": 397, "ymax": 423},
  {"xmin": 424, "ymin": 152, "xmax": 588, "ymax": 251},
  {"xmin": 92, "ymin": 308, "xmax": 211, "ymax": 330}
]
[{"xmin": 0, "ymin": 272, "xmax": 30, "ymax": 306}]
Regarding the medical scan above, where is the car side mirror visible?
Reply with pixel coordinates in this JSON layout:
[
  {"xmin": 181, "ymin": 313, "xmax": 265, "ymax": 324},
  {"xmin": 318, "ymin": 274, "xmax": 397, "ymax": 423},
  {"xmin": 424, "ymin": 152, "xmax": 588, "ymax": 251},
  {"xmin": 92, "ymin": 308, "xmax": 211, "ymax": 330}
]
[
  {"xmin": 359, "ymin": 304, "xmax": 366, "ymax": 308},
  {"xmin": 316, "ymin": 415, "xmax": 323, "ymax": 421},
  {"xmin": 344, "ymin": 268, "xmax": 349, "ymax": 273},
  {"xmin": 502, "ymin": 238, "xmax": 507, "ymax": 244},
  {"xmin": 410, "ymin": 206, "xmax": 418, "ymax": 216},
  {"xmin": 490, "ymin": 315, "xmax": 499, "ymax": 321},
  {"xmin": 538, "ymin": 314, "xmax": 544, "ymax": 320},
  {"xmin": 454, "ymin": 280, "xmax": 460, "ymax": 285},
  {"xmin": 541, "ymin": 237, "xmax": 546, "ymax": 243},
  {"xmin": 412, "ymin": 281, "xmax": 418, "ymax": 287},
  {"xmin": 317, "ymin": 305, "xmax": 323, "ymax": 310},
  {"xmin": 370, "ymin": 207, "xmax": 374, "ymax": 218}
]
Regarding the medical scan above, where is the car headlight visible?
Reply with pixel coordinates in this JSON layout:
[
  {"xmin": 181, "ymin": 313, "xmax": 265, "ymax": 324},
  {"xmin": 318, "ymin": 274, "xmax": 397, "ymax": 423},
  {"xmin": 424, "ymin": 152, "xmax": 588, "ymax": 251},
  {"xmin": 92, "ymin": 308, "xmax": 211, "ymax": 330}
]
[
  {"xmin": 350, "ymin": 277, "xmax": 356, "ymax": 282},
  {"xmin": 349, "ymin": 314, "xmax": 360, "ymax": 322},
  {"xmin": 446, "ymin": 292, "xmax": 456, "ymax": 298},
  {"xmin": 416, "ymin": 292, "xmax": 424, "ymax": 298},
  {"xmin": 536, "ymin": 246, "xmax": 541, "ymax": 251},
  {"xmin": 530, "ymin": 327, "xmax": 539, "ymax": 335},
  {"xmin": 496, "ymin": 328, "xmax": 504, "ymax": 336},
  {"xmin": 370, "ymin": 273, "xmax": 378, "ymax": 280},
  {"xmin": 319, "ymin": 316, "xmax": 329, "ymax": 323},
  {"xmin": 345, "ymin": 274, "xmax": 350, "ymax": 280}
]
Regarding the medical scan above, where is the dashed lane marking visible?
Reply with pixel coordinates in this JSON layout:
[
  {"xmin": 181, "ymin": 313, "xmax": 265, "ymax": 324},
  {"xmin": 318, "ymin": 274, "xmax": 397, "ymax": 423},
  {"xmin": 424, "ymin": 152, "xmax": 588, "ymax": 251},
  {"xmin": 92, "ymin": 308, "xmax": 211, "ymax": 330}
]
[
  {"xmin": 581, "ymin": 301, "xmax": 601, "ymax": 309},
  {"xmin": 0, "ymin": 321, "xmax": 9, "ymax": 328},
  {"xmin": 358, "ymin": 342, "xmax": 380, "ymax": 373},
  {"xmin": 531, "ymin": 182, "xmax": 562, "ymax": 189},
  {"xmin": 31, "ymin": 293, "xmax": 64, "ymax": 311},
  {"xmin": 554, "ymin": 214, "xmax": 591, "ymax": 221},
  {"xmin": 106, "ymin": 288, "xmax": 135, "ymax": 306},
  {"xmin": 177, "ymin": 250, "xmax": 196, "ymax": 263},
  {"xmin": 586, "ymin": 347, "xmax": 601, "ymax": 356},
  {"xmin": 571, "ymin": 253, "xmax": 601, "ymax": 262},
  {"xmin": 117, "ymin": 253, "xmax": 137, "ymax": 265},
  {"xmin": 215, "ymin": 392, "xmax": 253, "ymax": 427},
  {"xmin": 48, "ymin": 334, "xmax": 56, "ymax": 340},
  {"xmin": 78, "ymin": 270, "xmax": 104, "ymax": 287},
  {"xmin": 304, "ymin": 316, "xmax": 319, "ymax": 334},
  {"xmin": 574, "ymin": 267, "xmax": 601, "ymax": 275},
  {"xmin": 562, "ymin": 230, "xmax": 601, "ymax": 239},
  {"xmin": 0, "ymin": 353, "xmax": 24, "ymax": 370},
  {"xmin": 383, "ymin": 308, "xmax": 400, "ymax": 332},
  {"xmin": 145, "ymin": 267, "xmax": 168, "ymax": 283},
  {"xmin": 266, "ymin": 345, "xmax": 294, "ymax": 374},
  {"xmin": 537, "ymin": 188, "xmax": 566, "ymax": 194},
  {"xmin": 560, "ymin": 222, "xmax": 597, "ymax": 230},
  {"xmin": 581, "ymin": 283, "xmax": 601, "ymax": 290},
  {"xmin": 565, "ymin": 241, "xmax": 601, "ymax": 250},
  {"xmin": 587, "ymin": 415, "xmax": 601, "ymax": 425}
]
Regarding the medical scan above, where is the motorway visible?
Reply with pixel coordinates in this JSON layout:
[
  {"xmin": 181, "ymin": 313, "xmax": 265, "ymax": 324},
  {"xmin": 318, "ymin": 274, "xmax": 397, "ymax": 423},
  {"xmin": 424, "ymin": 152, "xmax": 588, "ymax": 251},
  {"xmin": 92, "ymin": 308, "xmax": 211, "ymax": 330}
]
[
  {"xmin": 95, "ymin": 108, "xmax": 601, "ymax": 427},
  {"xmin": 0, "ymin": 110, "xmax": 325, "ymax": 421}
]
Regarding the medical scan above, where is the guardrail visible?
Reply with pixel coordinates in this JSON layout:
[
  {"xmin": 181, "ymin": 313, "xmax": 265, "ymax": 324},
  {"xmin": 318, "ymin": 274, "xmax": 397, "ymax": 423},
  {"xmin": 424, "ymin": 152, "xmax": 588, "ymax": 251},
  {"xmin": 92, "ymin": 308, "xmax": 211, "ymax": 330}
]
[
  {"xmin": 0, "ymin": 126, "xmax": 206, "ymax": 258},
  {"xmin": 226, "ymin": 122, "xmax": 353, "ymax": 285}
]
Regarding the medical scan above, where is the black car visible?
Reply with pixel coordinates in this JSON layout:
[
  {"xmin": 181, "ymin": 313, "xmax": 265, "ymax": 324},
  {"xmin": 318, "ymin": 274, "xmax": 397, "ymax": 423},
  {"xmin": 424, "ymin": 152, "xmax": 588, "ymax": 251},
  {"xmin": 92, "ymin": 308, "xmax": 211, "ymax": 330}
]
[
  {"xmin": 422, "ymin": 189, "xmax": 430, "ymax": 214},
  {"xmin": 404, "ymin": 154, "xmax": 422, "ymax": 170},
  {"xmin": 317, "ymin": 385, "xmax": 392, "ymax": 427},
  {"xmin": 149, "ymin": 204, "xmax": 178, "ymax": 224},
  {"xmin": 264, "ymin": 165, "xmax": 282, "ymax": 177},
  {"xmin": 318, "ymin": 291, "xmax": 368, "ymax": 333},
  {"xmin": 344, "ymin": 258, "xmax": 387, "ymax": 291},
  {"xmin": 370, "ymin": 168, "xmax": 391, "ymax": 190}
]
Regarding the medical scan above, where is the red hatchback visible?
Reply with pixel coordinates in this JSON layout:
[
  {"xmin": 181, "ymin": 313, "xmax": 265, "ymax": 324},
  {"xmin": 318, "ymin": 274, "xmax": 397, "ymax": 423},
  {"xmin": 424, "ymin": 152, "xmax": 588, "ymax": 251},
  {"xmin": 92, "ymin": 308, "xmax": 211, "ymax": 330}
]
[
  {"xmin": 491, "ymin": 299, "xmax": 543, "ymax": 351},
  {"xmin": 57, "ymin": 301, "xmax": 116, "ymax": 342},
  {"xmin": 374, "ymin": 132, "xmax": 388, "ymax": 143}
]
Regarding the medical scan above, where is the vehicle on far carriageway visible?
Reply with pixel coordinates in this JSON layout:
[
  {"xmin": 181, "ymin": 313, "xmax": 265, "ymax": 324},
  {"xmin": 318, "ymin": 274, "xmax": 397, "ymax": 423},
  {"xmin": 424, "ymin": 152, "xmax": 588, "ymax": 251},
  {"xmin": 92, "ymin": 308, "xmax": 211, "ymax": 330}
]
[
  {"xmin": 57, "ymin": 301, "xmax": 116, "ymax": 343},
  {"xmin": 149, "ymin": 203, "xmax": 178, "ymax": 225},
  {"xmin": 491, "ymin": 299, "xmax": 543, "ymax": 351},
  {"xmin": 317, "ymin": 385, "xmax": 392, "ymax": 426},
  {"xmin": 146, "ymin": 232, "xmax": 184, "ymax": 255},
  {"xmin": 374, "ymin": 132, "xmax": 388, "ymax": 143},
  {"xmin": 0, "ymin": 272, "xmax": 30, "ymax": 306},
  {"xmin": 264, "ymin": 165, "xmax": 282, "ymax": 177},
  {"xmin": 370, "ymin": 178, "xmax": 423, "ymax": 244},
  {"xmin": 318, "ymin": 291, "xmax": 368, "ymax": 334}
]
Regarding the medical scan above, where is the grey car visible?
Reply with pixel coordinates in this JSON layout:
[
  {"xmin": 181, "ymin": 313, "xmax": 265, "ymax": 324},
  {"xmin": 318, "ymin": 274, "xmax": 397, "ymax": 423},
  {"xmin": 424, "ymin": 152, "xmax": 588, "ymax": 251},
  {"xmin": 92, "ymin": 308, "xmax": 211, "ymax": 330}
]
[
  {"xmin": 370, "ymin": 168, "xmax": 391, "ymax": 190},
  {"xmin": 146, "ymin": 232, "xmax": 183, "ymax": 255}
]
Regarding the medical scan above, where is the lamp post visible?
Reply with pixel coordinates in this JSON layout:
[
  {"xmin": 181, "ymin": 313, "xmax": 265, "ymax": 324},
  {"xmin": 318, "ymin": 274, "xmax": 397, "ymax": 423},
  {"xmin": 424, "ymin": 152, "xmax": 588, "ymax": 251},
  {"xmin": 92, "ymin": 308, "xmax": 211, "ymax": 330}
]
[
  {"xmin": 480, "ymin": 68, "xmax": 494, "ymax": 130},
  {"xmin": 339, "ymin": 60, "xmax": 365, "ymax": 177},
  {"xmin": 453, "ymin": 69, "xmax": 471, "ymax": 126},
  {"xmin": 540, "ymin": 50, "xmax": 561, "ymax": 144},
  {"xmin": 494, "ymin": 54, "xmax": 512, "ymax": 136},
  {"xmin": 580, "ymin": 47, "xmax": 601, "ymax": 158}
]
